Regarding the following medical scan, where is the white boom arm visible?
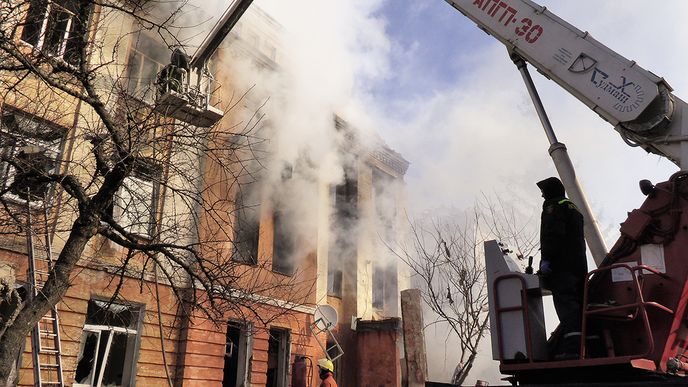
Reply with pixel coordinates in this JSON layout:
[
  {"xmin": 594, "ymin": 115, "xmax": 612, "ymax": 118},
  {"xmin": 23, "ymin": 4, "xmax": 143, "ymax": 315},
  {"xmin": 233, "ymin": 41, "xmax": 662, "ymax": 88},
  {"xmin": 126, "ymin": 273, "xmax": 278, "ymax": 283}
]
[{"xmin": 445, "ymin": 0, "xmax": 688, "ymax": 169}]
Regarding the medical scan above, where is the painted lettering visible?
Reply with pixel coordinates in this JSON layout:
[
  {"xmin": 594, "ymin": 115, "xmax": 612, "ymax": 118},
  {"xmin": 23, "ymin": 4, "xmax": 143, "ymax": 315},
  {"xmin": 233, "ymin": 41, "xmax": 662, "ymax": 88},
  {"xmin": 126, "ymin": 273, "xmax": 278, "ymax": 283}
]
[
  {"xmin": 525, "ymin": 25, "xmax": 543, "ymax": 43},
  {"xmin": 515, "ymin": 18, "xmax": 532, "ymax": 36},
  {"xmin": 492, "ymin": 2, "xmax": 508, "ymax": 18},
  {"xmin": 470, "ymin": 0, "xmax": 543, "ymax": 42},
  {"xmin": 488, "ymin": 1, "xmax": 501, "ymax": 17},
  {"xmin": 501, "ymin": 6, "xmax": 517, "ymax": 26}
]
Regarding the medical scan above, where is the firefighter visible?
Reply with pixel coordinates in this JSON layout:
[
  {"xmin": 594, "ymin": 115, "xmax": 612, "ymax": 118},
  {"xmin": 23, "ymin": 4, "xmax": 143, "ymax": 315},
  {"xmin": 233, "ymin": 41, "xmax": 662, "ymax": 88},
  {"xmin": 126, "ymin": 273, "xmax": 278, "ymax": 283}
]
[
  {"xmin": 157, "ymin": 48, "xmax": 191, "ymax": 94},
  {"xmin": 536, "ymin": 176, "xmax": 588, "ymax": 359},
  {"xmin": 317, "ymin": 358, "xmax": 338, "ymax": 387}
]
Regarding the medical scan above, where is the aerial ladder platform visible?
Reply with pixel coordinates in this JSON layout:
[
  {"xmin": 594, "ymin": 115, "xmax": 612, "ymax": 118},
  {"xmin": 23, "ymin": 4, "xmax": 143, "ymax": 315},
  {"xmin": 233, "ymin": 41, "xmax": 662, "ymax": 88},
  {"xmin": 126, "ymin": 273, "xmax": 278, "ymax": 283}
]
[
  {"xmin": 444, "ymin": 0, "xmax": 688, "ymax": 384},
  {"xmin": 154, "ymin": 0, "xmax": 254, "ymax": 127}
]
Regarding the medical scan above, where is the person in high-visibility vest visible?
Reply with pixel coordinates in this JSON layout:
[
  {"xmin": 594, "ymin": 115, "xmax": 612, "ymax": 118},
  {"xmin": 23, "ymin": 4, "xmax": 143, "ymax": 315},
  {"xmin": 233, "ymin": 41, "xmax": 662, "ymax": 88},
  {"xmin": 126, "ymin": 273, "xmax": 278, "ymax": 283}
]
[
  {"xmin": 536, "ymin": 176, "xmax": 588, "ymax": 360},
  {"xmin": 317, "ymin": 358, "xmax": 338, "ymax": 387}
]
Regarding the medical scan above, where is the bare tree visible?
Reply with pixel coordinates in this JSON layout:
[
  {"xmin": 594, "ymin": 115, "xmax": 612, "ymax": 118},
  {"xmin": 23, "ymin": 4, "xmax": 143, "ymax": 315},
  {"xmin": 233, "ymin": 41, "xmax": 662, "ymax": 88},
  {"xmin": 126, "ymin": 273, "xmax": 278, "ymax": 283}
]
[
  {"xmin": 0, "ymin": 0, "xmax": 313, "ymax": 382},
  {"xmin": 393, "ymin": 196, "xmax": 538, "ymax": 385}
]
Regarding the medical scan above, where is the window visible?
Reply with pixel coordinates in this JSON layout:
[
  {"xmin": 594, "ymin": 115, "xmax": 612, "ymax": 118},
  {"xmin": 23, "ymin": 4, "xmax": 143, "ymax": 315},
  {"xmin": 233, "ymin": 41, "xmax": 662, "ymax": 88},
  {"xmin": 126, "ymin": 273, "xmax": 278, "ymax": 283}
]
[
  {"xmin": 222, "ymin": 321, "xmax": 252, "ymax": 387},
  {"xmin": 112, "ymin": 161, "xmax": 160, "ymax": 238},
  {"xmin": 125, "ymin": 33, "xmax": 169, "ymax": 103},
  {"xmin": 0, "ymin": 111, "xmax": 66, "ymax": 202},
  {"xmin": 74, "ymin": 299, "xmax": 142, "ymax": 387},
  {"xmin": 20, "ymin": 0, "xmax": 91, "ymax": 65},
  {"xmin": 372, "ymin": 262, "xmax": 399, "ymax": 313},
  {"xmin": 266, "ymin": 328, "xmax": 290, "ymax": 387},
  {"xmin": 272, "ymin": 210, "xmax": 294, "ymax": 275},
  {"xmin": 232, "ymin": 185, "xmax": 260, "ymax": 265},
  {"xmin": 328, "ymin": 168, "xmax": 357, "ymax": 297}
]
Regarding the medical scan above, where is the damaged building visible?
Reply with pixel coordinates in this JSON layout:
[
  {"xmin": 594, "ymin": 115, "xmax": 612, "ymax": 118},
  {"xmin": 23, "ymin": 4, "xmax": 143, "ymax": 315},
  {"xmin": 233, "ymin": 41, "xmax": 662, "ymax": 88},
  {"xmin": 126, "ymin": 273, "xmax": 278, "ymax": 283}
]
[{"xmin": 0, "ymin": 1, "xmax": 411, "ymax": 386}]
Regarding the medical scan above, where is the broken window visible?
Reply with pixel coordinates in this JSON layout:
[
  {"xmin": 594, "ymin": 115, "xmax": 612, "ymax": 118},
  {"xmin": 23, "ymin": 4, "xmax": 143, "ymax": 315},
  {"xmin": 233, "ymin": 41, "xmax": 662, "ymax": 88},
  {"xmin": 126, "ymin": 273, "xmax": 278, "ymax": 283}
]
[
  {"xmin": 73, "ymin": 299, "xmax": 142, "ymax": 387},
  {"xmin": 266, "ymin": 328, "xmax": 290, "ymax": 387},
  {"xmin": 0, "ymin": 111, "xmax": 66, "ymax": 202},
  {"xmin": 112, "ymin": 160, "xmax": 161, "ymax": 238},
  {"xmin": 125, "ymin": 33, "xmax": 169, "ymax": 103},
  {"xmin": 232, "ymin": 184, "xmax": 260, "ymax": 265},
  {"xmin": 372, "ymin": 262, "xmax": 399, "ymax": 313},
  {"xmin": 19, "ymin": 0, "xmax": 91, "ymax": 66},
  {"xmin": 272, "ymin": 209, "xmax": 294, "ymax": 275},
  {"xmin": 223, "ymin": 321, "xmax": 252, "ymax": 387},
  {"xmin": 328, "ymin": 167, "xmax": 358, "ymax": 297}
]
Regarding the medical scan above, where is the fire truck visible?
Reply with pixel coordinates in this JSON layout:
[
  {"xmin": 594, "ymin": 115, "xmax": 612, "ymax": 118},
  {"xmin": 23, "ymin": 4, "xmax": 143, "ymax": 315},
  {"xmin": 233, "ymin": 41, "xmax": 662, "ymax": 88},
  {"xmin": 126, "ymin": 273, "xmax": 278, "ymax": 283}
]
[{"xmin": 444, "ymin": 0, "xmax": 688, "ymax": 384}]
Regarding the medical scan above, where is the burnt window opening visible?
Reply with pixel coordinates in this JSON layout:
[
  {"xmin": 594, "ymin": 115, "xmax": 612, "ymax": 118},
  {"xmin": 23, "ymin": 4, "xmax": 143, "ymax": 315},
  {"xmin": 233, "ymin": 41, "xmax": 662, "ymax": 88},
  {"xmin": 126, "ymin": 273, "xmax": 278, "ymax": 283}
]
[
  {"xmin": 266, "ymin": 328, "xmax": 290, "ymax": 387},
  {"xmin": 328, "ymin": 270, "xmax": 342, "ymax": 299},
  {"xmin": 372, "ymin": 262, "xmax": 399, "ymax": 313},
  {"xmin": 272, "ymin": 210, "xmax": 294, "ymax": 276},
  {"xmin": 19, "ymin": 0, "xmax": 92, "ymax": 66},
  {"xmin": 232, "ymin": 185, "xmax": 260, "ymax": 265},
  {"xmin": 110, "ymin": 159, "xmax": 161, "ymax": 238},
  {"xmin": 223, "ymin": 321, "xmax": 252, "ymax": 387},
  {"xmin": 328, "ymin": 167, "xmax": 357, "ymax": 297},
  {"xmin": 74, "ymin": 299, "xmax": 142, "ymax": 387},
  {"xmin": 125, "ymin": 32, "xmax": 169, "ymax": 103},
  {"xmin": 0, "ymin": 111, "xmax": 66, "ymax": 202}
]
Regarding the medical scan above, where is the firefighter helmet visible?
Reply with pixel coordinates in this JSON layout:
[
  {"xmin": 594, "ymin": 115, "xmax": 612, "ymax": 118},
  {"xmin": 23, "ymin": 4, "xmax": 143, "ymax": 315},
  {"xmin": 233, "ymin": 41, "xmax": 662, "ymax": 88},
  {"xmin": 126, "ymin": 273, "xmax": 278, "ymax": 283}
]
[{"xmin": 317, "ymin": 358, "xmax": 334, "ymax": 372}]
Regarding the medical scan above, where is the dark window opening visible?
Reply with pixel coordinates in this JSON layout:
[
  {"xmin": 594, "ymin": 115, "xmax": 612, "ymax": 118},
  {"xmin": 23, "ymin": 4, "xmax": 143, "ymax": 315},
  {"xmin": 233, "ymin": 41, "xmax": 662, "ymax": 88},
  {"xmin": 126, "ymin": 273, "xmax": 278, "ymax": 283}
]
[
  {"xmin": 223, "ymin": 322, "xmax": 251, "ymax": 387},
  {"xmin": 266, "ymin": 328, "xmax": 290, "ymax": 387},
  {"xmin": 272, "ymin": 210, "xmax": 294, "ymax": 275},
  {"xmin": 74, "ymin": 299, "xmax": 141, "ymax": 386},
  {"xmin": 0, "ymin": 111, "xmax": 66, "ymax": 202},
  {"xmin": 328, "ymin": 167, "xmax": 357, "ymax": 297},
  {"xmin": 328, "ymin": 270, "xmax": 342, "ymax": 298},
  {"xmin": 125, "ymin": 33, "xmax": 169, "ymax": 103},
  {"xmin": 19, "ymin": 0, "xmax": 91, "ymax": 66},
  {"xmin": 84, "ymin": 299, "xmax": 140, "ymax": 329},
  {"xmin": 372, "ymin": 262, "xmax": 399, "ymax": 314},
  {"xmin": 233, "ymin": 185, "xmax": 260, "ymax": 265}
]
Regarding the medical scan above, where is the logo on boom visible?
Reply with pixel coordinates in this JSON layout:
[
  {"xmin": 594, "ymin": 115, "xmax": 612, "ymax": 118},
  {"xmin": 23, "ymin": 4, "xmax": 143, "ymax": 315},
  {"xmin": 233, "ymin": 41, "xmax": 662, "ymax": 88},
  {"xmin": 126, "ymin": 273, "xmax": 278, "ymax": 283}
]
[{"xmin": 590, "ymin": 68, "xmax": 644, "ymax": 113}]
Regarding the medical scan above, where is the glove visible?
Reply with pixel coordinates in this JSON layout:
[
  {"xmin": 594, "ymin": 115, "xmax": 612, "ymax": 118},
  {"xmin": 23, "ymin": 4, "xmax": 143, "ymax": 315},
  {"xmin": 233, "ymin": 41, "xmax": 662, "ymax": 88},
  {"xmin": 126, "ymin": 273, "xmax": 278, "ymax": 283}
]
[{"xmin": 538, "ymin": 260, "xmax": 552, "ymax": 276}]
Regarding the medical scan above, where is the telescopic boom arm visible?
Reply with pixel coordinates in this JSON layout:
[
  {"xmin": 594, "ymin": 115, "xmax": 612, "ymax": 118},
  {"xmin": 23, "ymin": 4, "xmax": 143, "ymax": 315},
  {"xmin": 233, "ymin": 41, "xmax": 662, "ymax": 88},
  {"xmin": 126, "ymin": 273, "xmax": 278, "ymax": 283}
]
[{"xmin": 445, "ymin": 0, "xmax": 688, "ymax": 169}]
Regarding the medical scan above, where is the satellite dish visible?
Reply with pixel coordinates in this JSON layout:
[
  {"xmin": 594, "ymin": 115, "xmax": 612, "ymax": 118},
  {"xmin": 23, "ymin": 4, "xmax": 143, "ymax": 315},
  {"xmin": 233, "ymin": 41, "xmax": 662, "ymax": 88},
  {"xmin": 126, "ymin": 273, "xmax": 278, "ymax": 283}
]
[{"xmin": 313, "ymin": 305, "xmax": 338, "ymax": 331}]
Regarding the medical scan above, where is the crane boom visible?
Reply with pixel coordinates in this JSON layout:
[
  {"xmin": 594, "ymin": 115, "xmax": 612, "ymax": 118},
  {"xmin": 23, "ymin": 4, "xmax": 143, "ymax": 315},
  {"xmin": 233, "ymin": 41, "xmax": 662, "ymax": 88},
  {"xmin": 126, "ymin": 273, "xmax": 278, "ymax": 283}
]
[
  {"xmin": 190, "ymin": 0, "xmax": 254, "ymax": 68},
  {"xmin": 445, "ymin": 0, "xmax": 688, "ymax": 168}
]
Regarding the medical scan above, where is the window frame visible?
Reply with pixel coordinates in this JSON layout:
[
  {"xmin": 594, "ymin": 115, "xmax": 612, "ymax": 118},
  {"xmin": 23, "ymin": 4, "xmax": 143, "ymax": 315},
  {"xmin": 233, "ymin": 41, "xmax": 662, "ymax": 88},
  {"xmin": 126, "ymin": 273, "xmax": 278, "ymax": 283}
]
[
  {"xmin": 232, "ymin": 187, "xmax": 260, "ymax": 266},
  {"xmin": 125, "ymin": 32, "xmax": 169, "ymax": 104},
  {"xmin": 271, "ymin": 209, "xmax": 294, "ymax": 276},
  {"xmin": 0, "ymin": 110, "xmax": 67, "ymax": 205},
  {"xmin": 112, "ymin": 161, "xmax": 161, "ymax": 239},
  {"xmin": 266, "ymin": 328, "xmax": 291, "ymax": 387},
  {"xmin": 73, "ymin": 299, "xmax": 143, "ymax": 387},
  {"xmin": 19, "ymin": 0, "xmax": 90, "ymax": 66}
]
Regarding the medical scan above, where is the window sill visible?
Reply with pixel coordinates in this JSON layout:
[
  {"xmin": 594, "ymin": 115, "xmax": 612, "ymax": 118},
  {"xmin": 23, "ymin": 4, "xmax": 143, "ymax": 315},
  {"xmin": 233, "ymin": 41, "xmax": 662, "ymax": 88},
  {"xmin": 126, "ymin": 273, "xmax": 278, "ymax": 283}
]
[{"xmin": 18, "ymin": 40, "xmax": 80, "ymax": 71}]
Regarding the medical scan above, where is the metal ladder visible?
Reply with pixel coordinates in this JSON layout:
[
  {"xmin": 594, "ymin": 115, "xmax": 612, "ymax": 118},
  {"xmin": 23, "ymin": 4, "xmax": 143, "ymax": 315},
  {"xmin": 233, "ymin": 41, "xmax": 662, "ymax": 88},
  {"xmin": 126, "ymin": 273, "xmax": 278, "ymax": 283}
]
[{"xmin": 26, "ymin": 196, "xmax": 64, "ymax": 387}]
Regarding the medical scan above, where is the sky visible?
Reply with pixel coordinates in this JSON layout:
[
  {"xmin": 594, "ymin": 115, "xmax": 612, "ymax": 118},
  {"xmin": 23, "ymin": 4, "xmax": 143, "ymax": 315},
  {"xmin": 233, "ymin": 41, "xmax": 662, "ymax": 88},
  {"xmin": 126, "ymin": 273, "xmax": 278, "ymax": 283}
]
[{"xmin": 183, "ymin": 0, "xmax": 688, "ymax": 383}]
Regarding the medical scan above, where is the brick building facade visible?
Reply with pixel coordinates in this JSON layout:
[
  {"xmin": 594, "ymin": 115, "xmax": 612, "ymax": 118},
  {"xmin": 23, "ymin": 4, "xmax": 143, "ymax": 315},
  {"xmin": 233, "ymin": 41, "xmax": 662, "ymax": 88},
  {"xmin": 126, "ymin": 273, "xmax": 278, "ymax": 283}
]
[{"xmin": 0, "ymin": 2, "xmax": 410, "ymax": 386}]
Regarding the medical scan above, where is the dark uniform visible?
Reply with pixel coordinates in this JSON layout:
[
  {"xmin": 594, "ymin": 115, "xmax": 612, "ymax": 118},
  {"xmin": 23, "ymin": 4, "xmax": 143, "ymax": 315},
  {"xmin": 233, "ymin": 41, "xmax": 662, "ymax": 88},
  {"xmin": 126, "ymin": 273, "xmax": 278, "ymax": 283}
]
[{"xmin": 537, "ymin": 177, "xmax": 588, "ymax": 357}]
